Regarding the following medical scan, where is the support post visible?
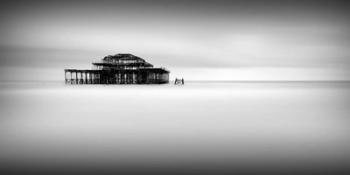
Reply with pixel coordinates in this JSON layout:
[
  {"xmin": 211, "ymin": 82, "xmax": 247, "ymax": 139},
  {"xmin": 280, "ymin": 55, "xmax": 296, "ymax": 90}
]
[
  {"xmin": 75, "ymin": 72, "xmax": 78, "ymax": 84},
  {"xmin": 70, "ymin": 72, "xmax": 73, "ymax": 84},
  {"xmin": 64, "ymin": 70, "xmax": 67, "ymax": 84},
  {"xmin": 80, "ymin": 72, "xmax": 83, "ymax": 84}
]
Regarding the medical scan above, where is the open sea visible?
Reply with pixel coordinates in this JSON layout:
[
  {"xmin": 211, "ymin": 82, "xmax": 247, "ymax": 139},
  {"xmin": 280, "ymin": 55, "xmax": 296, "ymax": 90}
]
[{"xmin": 0, "ymin": 81, "xmax": 350, "ymax": 174}]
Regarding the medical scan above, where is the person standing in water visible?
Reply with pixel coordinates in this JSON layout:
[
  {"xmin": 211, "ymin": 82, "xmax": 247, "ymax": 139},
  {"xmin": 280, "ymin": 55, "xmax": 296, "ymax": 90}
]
[{"xmin": 174, "ymin": 78, "xmax": 184, "ymax": 85}]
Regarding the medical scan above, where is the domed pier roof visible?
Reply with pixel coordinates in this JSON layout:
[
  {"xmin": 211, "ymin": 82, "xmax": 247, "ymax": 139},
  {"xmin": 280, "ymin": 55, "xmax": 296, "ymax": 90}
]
[
  {"xmin": 93, "ymin": 53, "xmax": 154, "ymax": 68},
  {"xmin": 102, "ymin": 53, "xmax": 146, "ymax": 62}
]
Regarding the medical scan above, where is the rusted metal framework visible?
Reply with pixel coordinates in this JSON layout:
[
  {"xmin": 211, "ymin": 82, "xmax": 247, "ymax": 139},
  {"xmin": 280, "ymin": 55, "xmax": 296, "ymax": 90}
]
[{"xmin": 64, "ymin": 54, "xmax": 169, "ymax": 84}]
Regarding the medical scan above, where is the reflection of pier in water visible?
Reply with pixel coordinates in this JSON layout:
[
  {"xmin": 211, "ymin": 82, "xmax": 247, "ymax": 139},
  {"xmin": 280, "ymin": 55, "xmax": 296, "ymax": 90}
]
[{"xmin": 64, "ymin": 54, "xmax": 169, "ymax": 84}]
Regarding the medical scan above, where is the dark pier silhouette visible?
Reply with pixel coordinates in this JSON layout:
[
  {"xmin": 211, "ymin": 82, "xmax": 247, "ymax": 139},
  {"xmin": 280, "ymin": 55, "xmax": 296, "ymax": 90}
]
[{"xmin": 64, "ymin": 54, "xmax": 169, "ymax": 84}]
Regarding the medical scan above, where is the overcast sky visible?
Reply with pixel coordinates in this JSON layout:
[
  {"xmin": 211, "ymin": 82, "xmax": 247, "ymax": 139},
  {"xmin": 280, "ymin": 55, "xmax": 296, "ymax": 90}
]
[{"xmin": 1, "ymin": 0, "xmax": 350, "ymax": 81}]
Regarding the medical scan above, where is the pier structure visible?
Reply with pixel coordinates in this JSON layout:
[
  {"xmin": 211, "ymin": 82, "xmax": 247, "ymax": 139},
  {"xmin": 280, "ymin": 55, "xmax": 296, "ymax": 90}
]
[{"xmin": 64, "ymin": 54, "xmax": 169, "ymax": 84}]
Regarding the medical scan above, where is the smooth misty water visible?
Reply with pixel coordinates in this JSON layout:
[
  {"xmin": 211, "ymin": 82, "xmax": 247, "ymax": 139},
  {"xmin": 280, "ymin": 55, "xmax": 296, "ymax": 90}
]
[{"xmin": 0, "ymin": 81, "xmax": 350, "ymax": 173}]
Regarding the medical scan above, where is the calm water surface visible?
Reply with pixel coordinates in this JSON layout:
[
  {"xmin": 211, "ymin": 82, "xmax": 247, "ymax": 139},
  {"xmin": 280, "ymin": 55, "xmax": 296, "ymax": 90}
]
[{"xmin": 0, "ymin": 81, "xmax": 349, "ymax": 173}]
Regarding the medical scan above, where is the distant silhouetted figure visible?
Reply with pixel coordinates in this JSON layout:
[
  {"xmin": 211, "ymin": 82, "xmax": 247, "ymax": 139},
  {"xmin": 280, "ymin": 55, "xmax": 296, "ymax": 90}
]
[{"xmin": 175, "ymin": 78, "xmax": 184, "ymax": 85}]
